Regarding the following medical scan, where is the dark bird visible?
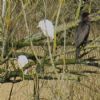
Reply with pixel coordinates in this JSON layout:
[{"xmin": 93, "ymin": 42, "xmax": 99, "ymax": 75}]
[
  {"xmin": 75, "ymin": 12, "xmax": 90, "ymax": 59},
  {"xmin": 83, "ymin": 0, "xmax": 89, "ymax": 3}
]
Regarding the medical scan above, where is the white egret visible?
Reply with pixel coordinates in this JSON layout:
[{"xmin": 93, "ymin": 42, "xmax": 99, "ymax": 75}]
[
  {"xmin": 37, "ymin": 19, "xmax": 54, "ymax": 40},
  {"xmin": 17, "ymin": 55, "xmax": 28, "ymax": 74}
]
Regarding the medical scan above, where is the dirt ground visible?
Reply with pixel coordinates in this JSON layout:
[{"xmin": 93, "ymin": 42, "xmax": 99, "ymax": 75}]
[{"xmin": 0, "ymin": 64, "xmax": 100, "ymax": 100}]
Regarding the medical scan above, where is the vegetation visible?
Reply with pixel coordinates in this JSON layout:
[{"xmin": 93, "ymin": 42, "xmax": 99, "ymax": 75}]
[{"xmin": 0, "ymin": 0, "xmax": 100, "ymax": 100}]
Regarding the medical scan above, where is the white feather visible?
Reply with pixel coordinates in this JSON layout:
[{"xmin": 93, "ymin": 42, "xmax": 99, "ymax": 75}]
[
  {"xmin": 17, "ymin": 55, "xmax": 28, "ymax": 69},
  {"xmin": 38, "ymin": 19, "xmax": 54, "ymax": 40}
]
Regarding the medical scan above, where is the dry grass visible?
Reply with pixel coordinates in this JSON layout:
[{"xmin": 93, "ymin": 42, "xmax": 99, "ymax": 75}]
[{"xmin": 0, "ymin": 0, "xmax": 100, "ymax": 100}]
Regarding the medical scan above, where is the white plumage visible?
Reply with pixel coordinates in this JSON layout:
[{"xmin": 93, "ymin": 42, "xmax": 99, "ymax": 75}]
[
  {"xmin": 37, "ymin": 19, "xmax": 54, "ymax": 40},
  {"xmin": 18, "ymin": 55, "xmax": 28, "ymax": 68},
  {"xmin": 17, "ymin": 55, "xmax": 28, "ymax": 74}
]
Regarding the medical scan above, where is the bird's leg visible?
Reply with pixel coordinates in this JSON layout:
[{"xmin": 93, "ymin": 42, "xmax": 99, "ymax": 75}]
[
  {"xmin": 82, "ymin": 43, "xmax": 86, "ymax": 54},
  {"xmin": 47, "ymin": 37, "xmax": 53, "ymax": 54},
  {"xmin": 76, "ymin": 47, "xmax": 80, "ymax": 59}
]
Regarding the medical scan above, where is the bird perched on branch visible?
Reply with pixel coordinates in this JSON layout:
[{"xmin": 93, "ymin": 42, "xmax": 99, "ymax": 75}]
[
  {"xmin": 75, "ymin": 12, "xmax": 90, "ymax": 59},
  {"xmin": 37, "ymin": 19, "xmax": 54, "ymax": 40},
  {"xmin": 17, "ymin": 55, "xmax": 28, "ymax": 74}
]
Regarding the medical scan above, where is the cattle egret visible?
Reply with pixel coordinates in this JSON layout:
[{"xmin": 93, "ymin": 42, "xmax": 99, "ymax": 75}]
[
  {"xmin": 75, "ymin": 12, "xmax": 90, "ymax": 59},
  {"xmin": 37, "ymin": 19, "xmax": 54, "ymax": 40},
  {"xmin": 17, "ymin": 55, "xmax": 28, "ymax": 74}
]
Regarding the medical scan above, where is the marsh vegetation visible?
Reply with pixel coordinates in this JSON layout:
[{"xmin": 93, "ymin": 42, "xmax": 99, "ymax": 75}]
[{"xmin": 0, "ymin": 0, "xmax": 100, "ymax": 100}]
